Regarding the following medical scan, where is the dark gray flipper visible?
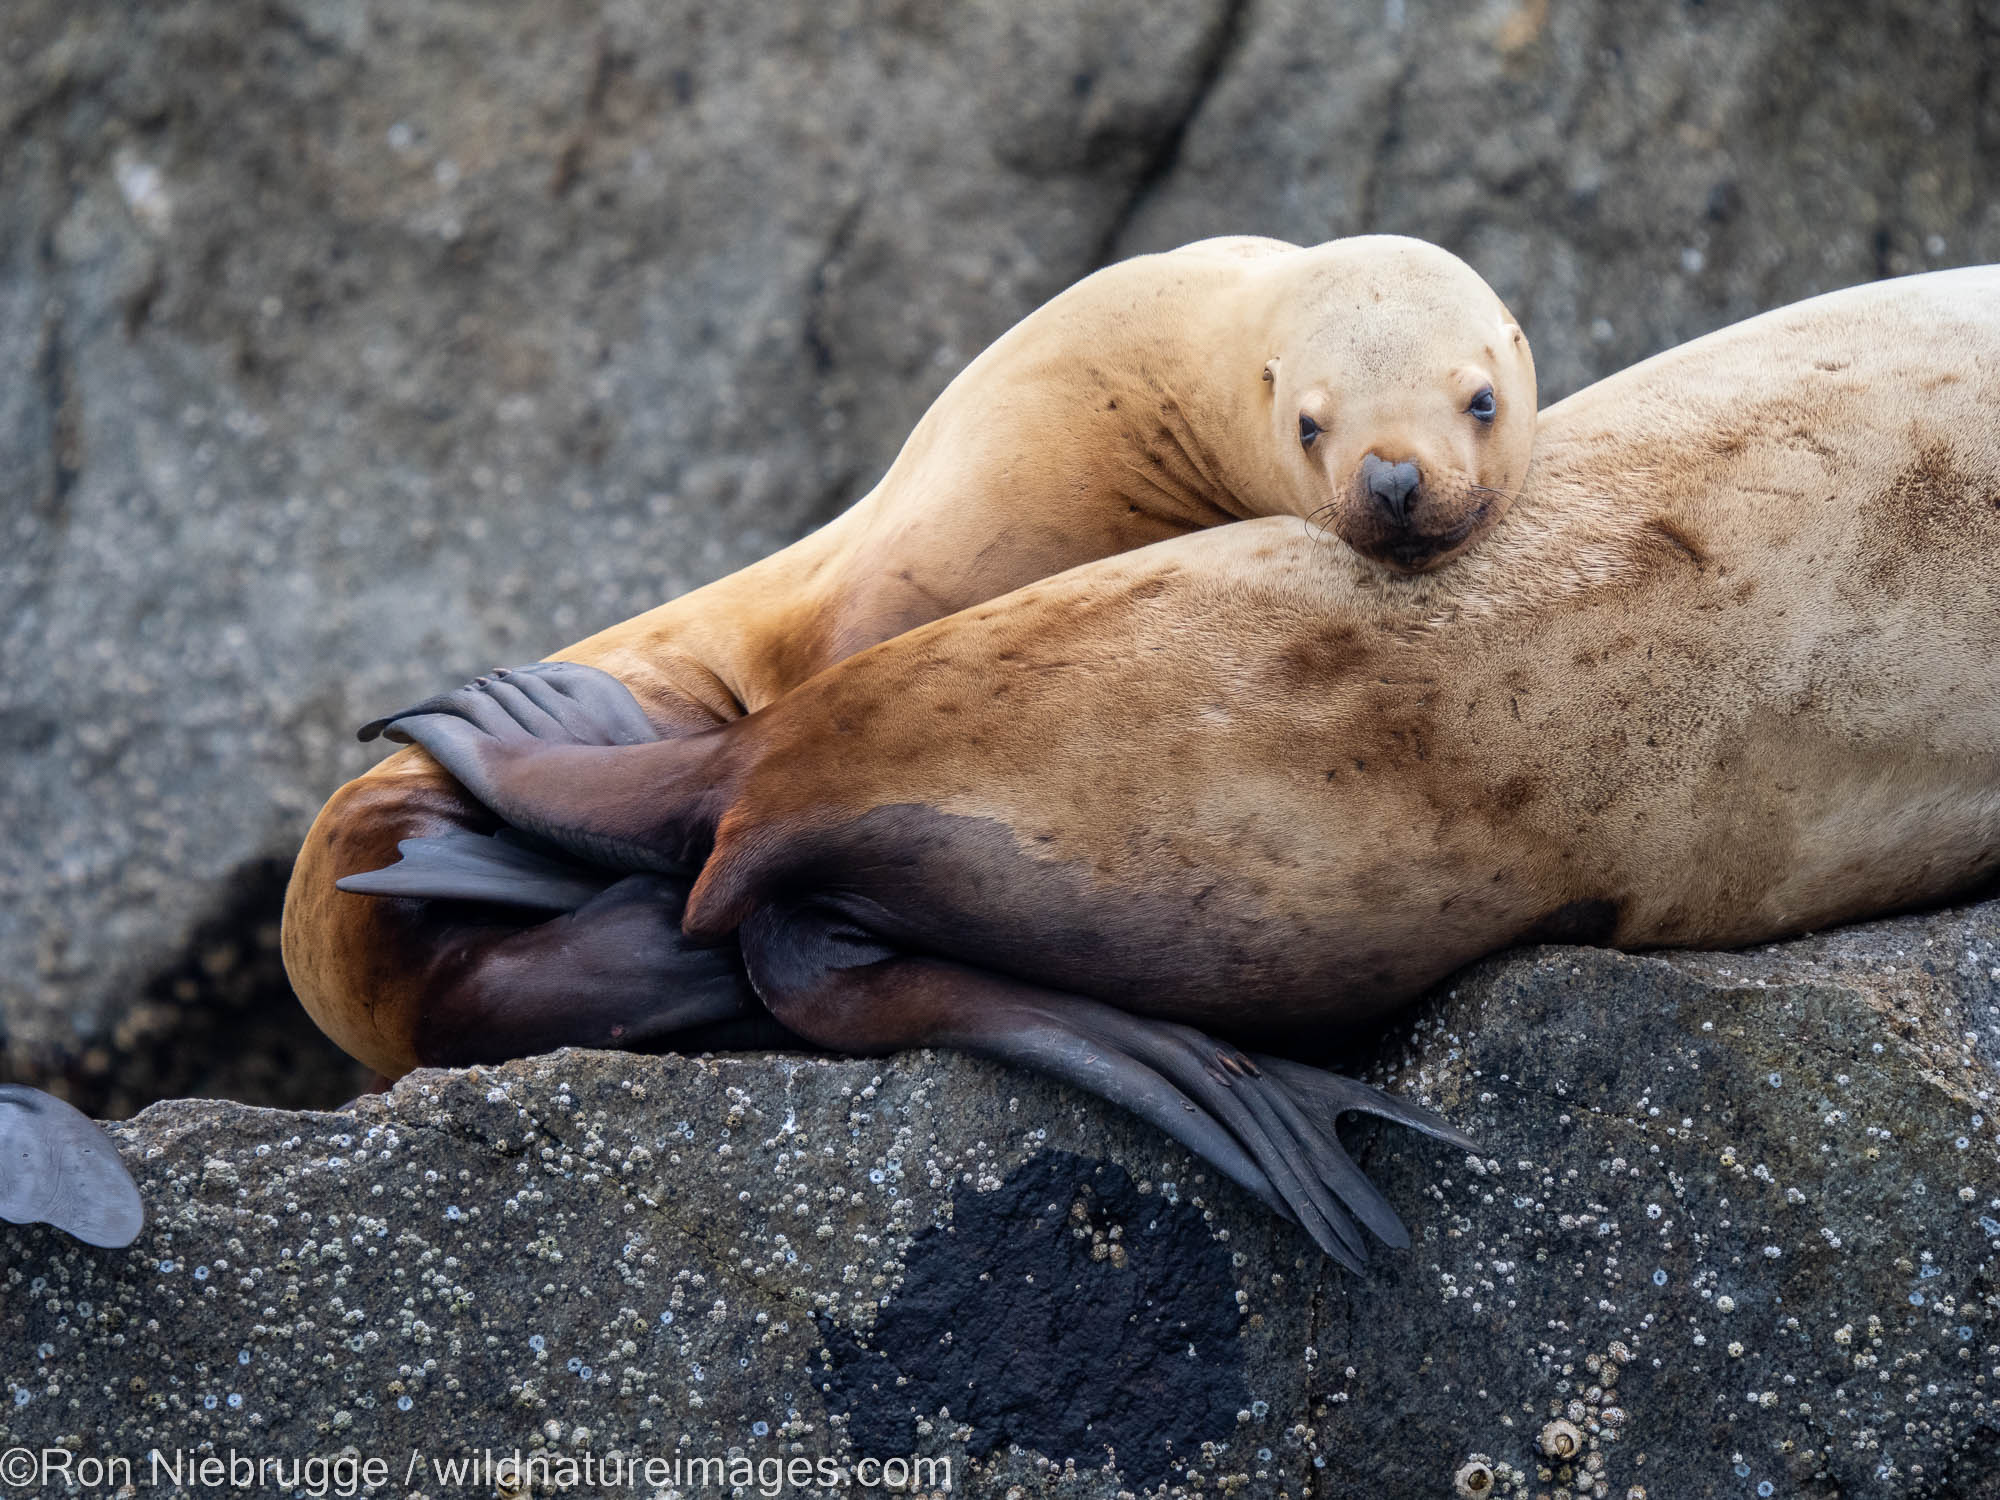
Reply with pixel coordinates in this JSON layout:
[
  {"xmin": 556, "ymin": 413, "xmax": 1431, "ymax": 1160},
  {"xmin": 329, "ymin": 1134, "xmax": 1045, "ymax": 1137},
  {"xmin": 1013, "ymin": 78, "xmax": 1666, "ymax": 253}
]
[
  {"xmin": 963, "ymin": 1004, "xmax": 1464, "ymax": 1272},
  {"xmin": 353, "ymin": 660, "xmax": 713, "ymax": 873},
  {"xmin": 398, "ymin": 873, "xmax": 777, "ymax": 1065},
  {"xmin": 359, "ymin": 661, "xmax": 662, "ymax": 746},
  {"xmin": 1256, "ymin": 1056, "xmax": 1480, "ymax": 1151},
  {"xmin": 1253, "ymin": 1056, "xmax": 1480, "ymax": 1249},
  {"xmin": 338, "ymin": 828, "xmax": 614, "ymax": 912},
  {"xmin": 0, "ymin": 1085, "xmax": 144, "ymax": 1248},
  {"xmin": 738, "ymin": 908, "xmax": 1474, "ymax": 1273}
]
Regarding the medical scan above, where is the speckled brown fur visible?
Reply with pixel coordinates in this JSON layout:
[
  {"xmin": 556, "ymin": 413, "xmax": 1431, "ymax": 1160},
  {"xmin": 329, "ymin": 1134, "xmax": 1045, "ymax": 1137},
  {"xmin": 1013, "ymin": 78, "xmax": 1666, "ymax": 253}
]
[
  {"xmin": 288, "ymin": 236, "xmax": 1534, "ymax": 1075},
  {"xmin": 629, "ymin": 266, "xmax": 2000, "ymax": 1043}
]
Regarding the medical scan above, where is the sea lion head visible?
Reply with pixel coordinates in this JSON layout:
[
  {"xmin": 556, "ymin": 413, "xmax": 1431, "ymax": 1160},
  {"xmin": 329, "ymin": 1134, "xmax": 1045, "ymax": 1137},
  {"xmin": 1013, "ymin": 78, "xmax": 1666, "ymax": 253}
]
[{"xmin": 1263, "ymin": 236, "xmax": 1536, "ymax": 573}]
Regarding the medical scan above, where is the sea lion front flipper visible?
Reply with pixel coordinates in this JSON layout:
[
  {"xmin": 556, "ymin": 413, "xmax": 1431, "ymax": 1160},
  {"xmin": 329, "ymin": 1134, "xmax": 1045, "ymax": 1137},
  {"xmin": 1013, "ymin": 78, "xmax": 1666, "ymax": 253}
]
[
  {"xmin": 1254, "ymin": 1056, "xmax": 1481, "ymax": 1152},
  {"xmin": 738, "ymin": 906, "xmax": 1466, "ymax": 1271},
  {"xmin": 338, "ymin": 828, "xmax": 616, "ymax": 912},
  {"xmin": 0, "ymin": 1085, "xmax": 145, "ymax": 1248}
]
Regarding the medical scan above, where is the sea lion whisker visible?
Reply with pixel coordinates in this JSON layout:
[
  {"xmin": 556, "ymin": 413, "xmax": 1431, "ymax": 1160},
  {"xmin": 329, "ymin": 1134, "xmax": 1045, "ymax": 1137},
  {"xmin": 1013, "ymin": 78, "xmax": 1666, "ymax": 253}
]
[{"xmin": 1302, "ymin": 501, "xmax": 1343, "ymax": 545}]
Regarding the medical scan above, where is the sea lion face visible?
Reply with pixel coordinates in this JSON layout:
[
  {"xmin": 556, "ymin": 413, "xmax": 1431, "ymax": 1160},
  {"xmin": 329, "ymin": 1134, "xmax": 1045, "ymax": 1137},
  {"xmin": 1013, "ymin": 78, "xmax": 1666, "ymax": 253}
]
[{"xmin": 1267, "ymin": 242, "xmax": 1537, "ymax": 573}]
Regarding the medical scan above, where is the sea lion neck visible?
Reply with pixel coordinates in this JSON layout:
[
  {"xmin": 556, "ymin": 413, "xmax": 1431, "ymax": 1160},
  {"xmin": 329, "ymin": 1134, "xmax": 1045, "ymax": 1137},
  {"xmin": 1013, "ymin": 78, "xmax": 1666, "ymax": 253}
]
[{"xmin": 1088, "ymin": 270, "xmax": 1284, "ymax": 528}]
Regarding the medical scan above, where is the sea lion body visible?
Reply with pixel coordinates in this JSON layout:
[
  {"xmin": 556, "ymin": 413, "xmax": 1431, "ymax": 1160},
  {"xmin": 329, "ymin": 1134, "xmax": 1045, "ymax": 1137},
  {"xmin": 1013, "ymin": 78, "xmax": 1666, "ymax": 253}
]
[
  {"xmin": 663, "ymin": 266, "xmax": 2000, "ymax": 1000},
  {"xmin": 285, "ymin": 235, "xmax": 1533, "ymax": 1077},
  {"xmin": 350, "ymin": 267, "xmax": 2000, "ymax": 1263}
]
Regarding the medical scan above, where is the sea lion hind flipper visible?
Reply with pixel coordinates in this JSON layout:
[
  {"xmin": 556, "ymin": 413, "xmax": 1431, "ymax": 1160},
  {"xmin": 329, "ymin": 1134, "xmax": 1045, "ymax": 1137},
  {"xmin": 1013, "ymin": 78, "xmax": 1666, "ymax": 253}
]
[
  {"xmin": 487, "ymin": 662, "xmax": 663, "ymax": 746},
  {"xmin": 0, "ymin": 1085, "xmax": 145, "ymax": 1248},
  {"xmin": 399, "ymin": 873, "xmax": 776, "ymax": 1065},
  {"xmin": 337, "ymin": 828, "xmax": 617, "ymax": 912},
  {"xmin": 354, "ymin": 665, "xmax": 727, "ymax": 873},
  {"xmin": 1109, "ymin": 1019, "xmax": 1373, "ymax": 1266},
  {"xmin": 992, "ymin": 1012, "xmax": 1449, "ymax": 1268},
  {"xmin": 948, "ymin": 1004, "xmax": 1360, "ymax": 1264},
  {"xmin": 359, "ymin": 660, "xmax": 661, "ymax": 747}
]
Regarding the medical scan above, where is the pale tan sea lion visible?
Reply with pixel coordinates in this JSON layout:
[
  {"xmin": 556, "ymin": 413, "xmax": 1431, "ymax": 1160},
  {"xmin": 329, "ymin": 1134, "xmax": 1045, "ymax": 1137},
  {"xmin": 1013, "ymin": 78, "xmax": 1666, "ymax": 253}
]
[
  {"xmin": 349, "ymin": 266, "xmax": 2000, "ymax": 1265},
  {"xmin": 284, "ymin": 235, "xmax": 1533, "ymax": 1081}
]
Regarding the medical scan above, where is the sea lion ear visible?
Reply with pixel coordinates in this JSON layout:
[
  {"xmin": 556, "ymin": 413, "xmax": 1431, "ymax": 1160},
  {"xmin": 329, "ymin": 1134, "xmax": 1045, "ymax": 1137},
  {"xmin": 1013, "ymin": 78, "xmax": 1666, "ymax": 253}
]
[{"xmin": 1262, "ymin": 358, "xmax": 1279, "ymax": 384}]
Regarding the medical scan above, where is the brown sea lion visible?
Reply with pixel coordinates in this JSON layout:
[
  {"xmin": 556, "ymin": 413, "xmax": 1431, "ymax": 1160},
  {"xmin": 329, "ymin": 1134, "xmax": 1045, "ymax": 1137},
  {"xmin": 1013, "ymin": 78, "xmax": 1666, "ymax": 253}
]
[
  {"xmin": 344, "ymin": 266, "xmax": 2000, "ymax": 1266},
  {"xmin": 283, "ymin": 236, "xmax": 1535, "ymax": 1081}
]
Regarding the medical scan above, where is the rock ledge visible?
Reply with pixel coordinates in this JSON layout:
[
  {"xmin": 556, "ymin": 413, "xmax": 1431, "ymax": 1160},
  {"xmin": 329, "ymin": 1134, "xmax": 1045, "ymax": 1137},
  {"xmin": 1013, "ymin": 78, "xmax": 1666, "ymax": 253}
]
[{"xmin": 5, "ymin": 901, "xmax": 2000, "ymax": 1499}]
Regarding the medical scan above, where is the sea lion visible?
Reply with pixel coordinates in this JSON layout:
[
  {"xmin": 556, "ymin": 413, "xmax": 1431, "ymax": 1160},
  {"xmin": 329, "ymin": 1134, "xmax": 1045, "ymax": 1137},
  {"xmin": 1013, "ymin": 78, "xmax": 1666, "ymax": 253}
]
[
  {"xmin": 284, "ymin": 235, "xmax": 1534, "ymax": 1079},
  {"xmin": 346, "ymin": 265, "xmax": 2000, "ymax": 1266}
]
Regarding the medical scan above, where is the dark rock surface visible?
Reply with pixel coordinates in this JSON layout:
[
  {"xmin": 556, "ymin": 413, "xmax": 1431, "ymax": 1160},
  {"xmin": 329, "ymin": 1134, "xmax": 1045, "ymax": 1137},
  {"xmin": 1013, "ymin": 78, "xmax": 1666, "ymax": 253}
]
[
  {"xmin": 5, "ymin": 0, "xmax": 2000, "ymax": 1112},
  {"xmin": 5, "ymin": 904, "xmax": 1997, "ymax": 1498}
]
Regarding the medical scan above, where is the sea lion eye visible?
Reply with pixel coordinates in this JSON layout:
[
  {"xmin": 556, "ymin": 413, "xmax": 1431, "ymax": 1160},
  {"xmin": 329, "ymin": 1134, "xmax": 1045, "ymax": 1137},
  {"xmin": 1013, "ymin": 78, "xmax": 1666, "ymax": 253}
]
[
  {"xmin": 1468, "ymin": 387, "xmax": 1497, "ymax": 423},
  {"xmin": 1298, "ymin": 414, "xmax": 1320, "ymax": 449}
]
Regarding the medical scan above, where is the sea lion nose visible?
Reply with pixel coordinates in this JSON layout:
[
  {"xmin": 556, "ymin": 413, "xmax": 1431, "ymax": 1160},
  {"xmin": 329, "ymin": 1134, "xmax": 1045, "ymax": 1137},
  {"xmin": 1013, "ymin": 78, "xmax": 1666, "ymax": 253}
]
[{"xmin": 1361, "ymin": 454, "xmax": 1423, "ymax": 526}]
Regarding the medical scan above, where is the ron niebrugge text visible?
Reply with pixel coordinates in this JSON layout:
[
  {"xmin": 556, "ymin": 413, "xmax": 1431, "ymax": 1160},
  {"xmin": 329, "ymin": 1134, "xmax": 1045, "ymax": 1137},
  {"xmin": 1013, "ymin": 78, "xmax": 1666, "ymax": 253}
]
[{"xmin": 6, "ymin": 1446, "xmax": 954, "ymax": 1495}]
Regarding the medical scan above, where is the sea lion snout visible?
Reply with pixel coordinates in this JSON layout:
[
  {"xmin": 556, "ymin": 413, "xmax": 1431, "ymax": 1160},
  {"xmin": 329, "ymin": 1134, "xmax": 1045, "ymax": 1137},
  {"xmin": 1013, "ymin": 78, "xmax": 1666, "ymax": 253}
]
[
  {"xmin": 1342, "ymin": 450, "xmax": 1449, "ymax": 570},
  {"xmin": 1335, "ymin": 454, "xmax": 1491, "ymax": 573},
  {"xmin": 1360, "ymin": 453, "xmax": 1423, "ymax": 525}
]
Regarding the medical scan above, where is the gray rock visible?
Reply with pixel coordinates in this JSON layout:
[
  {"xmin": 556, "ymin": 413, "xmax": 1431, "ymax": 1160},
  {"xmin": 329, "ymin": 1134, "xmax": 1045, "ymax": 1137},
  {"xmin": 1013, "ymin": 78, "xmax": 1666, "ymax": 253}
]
[
  {"xmin": 5, "ymin": 904, "xmax": 1997, "ymax": 1498},
  {"xmin": 1116, "ymin": 0, "xmax": 2000, "ymax": 401},
  {"xmin": 6, "ymin": 0, "xmax": 2000, "ymax": 1111}
]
